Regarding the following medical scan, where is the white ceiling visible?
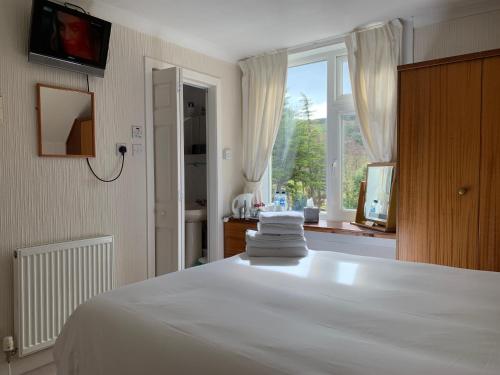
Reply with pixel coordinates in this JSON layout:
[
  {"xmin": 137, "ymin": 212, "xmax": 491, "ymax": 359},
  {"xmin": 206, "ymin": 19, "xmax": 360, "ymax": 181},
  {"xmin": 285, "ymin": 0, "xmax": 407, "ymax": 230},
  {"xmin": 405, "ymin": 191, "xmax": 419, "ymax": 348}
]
[{"xmin": 91, "ymin": 0, "xmax": 496, "ymax": 61}]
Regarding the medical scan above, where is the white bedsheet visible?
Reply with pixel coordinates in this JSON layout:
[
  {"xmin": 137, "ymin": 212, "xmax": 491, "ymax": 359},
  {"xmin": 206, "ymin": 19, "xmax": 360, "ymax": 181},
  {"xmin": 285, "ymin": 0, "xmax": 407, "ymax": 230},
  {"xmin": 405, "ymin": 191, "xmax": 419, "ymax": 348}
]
[{"xmin": 54, "ymin": 251, "xmax": 500, "ymax": 375}]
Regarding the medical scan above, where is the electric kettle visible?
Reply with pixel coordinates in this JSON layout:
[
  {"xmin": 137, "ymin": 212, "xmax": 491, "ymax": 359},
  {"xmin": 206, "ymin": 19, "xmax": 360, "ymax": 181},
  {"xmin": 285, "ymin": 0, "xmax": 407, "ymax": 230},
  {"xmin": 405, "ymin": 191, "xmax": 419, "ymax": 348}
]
[{"xmin": 231, "ymin": 193, "xmax": 254, "ymax": 217}]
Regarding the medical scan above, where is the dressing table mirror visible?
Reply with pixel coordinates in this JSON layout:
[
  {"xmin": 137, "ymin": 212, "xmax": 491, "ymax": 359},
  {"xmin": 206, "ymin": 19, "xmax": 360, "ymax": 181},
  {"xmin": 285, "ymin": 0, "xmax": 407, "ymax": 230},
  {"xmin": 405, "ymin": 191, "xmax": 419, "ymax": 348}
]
[
  {"xmin": 37, "ymin": 83, "xmax": 95, "ymax": 157},
  {"xmin": 352, "ymin": 162, "xmax": 397, "ymax": 232}
]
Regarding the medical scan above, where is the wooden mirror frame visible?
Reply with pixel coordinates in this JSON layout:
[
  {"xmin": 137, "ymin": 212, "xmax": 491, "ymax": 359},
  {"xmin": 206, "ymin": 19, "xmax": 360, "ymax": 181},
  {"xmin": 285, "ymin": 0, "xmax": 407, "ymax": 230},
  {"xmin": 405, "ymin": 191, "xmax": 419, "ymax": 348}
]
[
  {"xmin": 352, "ymin": 162, "xmax": 397, "ymax": 233},
  {"xmin": 36, "ymin": 83, "xmax": 96, "ymax": 158}
]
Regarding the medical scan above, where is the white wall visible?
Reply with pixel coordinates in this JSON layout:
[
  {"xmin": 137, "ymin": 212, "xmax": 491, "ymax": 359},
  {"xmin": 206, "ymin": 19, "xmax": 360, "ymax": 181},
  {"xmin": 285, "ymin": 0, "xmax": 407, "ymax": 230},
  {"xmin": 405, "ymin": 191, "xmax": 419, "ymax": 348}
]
[
  {"xmin": 414, "ymin": 9, "xmax": 500, "ymax": 62},
  {"xmin": 0, "ymin": 0, "xmax": 243, "ymax": 371}
]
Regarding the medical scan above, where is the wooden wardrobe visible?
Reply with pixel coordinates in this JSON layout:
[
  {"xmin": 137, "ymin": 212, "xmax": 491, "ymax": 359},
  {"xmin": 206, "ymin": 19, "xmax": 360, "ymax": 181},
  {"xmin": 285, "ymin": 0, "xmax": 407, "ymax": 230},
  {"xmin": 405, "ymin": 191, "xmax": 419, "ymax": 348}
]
[{"xmin": 397, "ymin": 49, "xmax": 500, "ymax": 271}]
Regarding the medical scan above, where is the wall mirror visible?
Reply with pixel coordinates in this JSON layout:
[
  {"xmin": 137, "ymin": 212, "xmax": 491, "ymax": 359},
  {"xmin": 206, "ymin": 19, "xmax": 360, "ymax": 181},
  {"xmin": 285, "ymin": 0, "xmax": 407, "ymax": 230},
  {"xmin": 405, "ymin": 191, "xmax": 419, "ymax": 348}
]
[
  {"xmin": 37, "ymin": 83, "xmax": 95, "ymax": 157},
  {"xmin": 352, "ymin": 162, "xmax": 397, "ymax": 232}
]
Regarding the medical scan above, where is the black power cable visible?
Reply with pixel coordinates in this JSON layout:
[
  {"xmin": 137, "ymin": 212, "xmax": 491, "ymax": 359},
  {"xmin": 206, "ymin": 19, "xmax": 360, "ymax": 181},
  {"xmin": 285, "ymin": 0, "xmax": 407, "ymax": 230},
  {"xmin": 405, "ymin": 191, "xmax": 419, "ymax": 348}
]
[
  {"xmin": 84, "ymin": 74, "xmax": 126, "ymax": 182},
  {"xmin": 86, "ymin": 146, "xmax": 127, "ymax": 183}
]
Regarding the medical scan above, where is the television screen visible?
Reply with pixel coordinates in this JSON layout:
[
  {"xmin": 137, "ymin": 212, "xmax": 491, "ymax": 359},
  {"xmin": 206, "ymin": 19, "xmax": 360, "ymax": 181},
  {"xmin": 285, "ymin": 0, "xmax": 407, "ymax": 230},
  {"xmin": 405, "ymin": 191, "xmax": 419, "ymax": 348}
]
[{"xmin": 29, "ymin": 0, "xmax": 111, "ymax": 77}]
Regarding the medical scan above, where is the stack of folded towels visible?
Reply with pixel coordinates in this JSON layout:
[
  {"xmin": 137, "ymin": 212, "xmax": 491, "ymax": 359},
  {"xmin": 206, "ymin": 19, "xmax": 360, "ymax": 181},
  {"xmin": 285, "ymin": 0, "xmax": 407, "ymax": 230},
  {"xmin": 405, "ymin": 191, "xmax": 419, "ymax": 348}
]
[{"xmin": 245, "ymin": 211, "xmax": 308, "ymax": 257}]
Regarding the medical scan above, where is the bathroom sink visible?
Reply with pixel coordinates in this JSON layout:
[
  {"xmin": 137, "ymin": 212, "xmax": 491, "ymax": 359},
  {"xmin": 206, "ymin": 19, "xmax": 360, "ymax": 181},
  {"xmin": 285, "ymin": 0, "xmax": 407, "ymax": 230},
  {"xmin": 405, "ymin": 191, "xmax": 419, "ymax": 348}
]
[{"xmin": 185, "ymin": 205, "xmax": 207, "ymax": 222}]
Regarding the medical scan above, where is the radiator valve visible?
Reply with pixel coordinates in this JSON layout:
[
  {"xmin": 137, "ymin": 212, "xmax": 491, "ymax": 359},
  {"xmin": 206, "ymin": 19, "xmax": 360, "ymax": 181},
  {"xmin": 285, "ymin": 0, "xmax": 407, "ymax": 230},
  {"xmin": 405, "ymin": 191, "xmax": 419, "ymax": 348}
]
[{"xmin": 2, "ymin": 336, "xmax": 17, "ymax": 363}]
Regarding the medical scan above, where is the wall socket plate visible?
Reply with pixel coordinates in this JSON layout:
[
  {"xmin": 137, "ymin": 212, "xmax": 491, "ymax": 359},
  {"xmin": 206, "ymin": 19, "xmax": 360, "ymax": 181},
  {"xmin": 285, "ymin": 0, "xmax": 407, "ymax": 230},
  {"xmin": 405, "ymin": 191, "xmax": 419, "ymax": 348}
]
[
  {"xmin": 116, "ymin": 143, "xmax": 127, "ymax": 156},
  {"xmin": 132, "ymin": 143, "xmax": 143, "ymax": 156},
  {"xmin": 223, "ymin": 148, "xmax": 232, "ymax": 160}
]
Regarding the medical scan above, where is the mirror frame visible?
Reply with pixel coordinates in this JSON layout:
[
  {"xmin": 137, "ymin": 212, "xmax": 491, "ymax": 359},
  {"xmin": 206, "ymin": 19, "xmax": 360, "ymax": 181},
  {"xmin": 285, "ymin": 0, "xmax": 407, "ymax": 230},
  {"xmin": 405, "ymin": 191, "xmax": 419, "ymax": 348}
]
[
  {"xmin": 352, "ymin": 162, "xmax": 397, "ymax": 232},
  {"xmin": 36, "ymin": 83, "xmax": 96, "ymax": 158}
]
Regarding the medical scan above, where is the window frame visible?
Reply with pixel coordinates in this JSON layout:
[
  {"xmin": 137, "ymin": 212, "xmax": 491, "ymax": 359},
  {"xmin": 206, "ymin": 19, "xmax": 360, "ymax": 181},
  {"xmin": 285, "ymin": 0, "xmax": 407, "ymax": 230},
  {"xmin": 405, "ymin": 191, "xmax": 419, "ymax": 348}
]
[
  {"xmin": 267, "ymin": 45, "xmax": 361, "ymax": 221},
  {"xmin": 329, "ymin": 48, "xmax": 358, "ymax": 221},
  {"xmin": 335, "ymin": 54, "xmax": 352, "ymax": 101}
]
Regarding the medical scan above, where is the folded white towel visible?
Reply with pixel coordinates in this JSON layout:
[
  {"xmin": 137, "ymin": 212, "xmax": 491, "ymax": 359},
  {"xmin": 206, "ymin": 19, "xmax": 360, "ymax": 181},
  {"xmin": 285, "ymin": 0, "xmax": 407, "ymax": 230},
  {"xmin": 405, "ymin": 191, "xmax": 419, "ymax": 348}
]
[
  {"xmin": 258, "ymin": 223, "xmax": 304, "ymax": 236},
  {"xmin": 246, "ymin": 240, "xmax": 307, "ymax": 249},
  {"xmin": 246, "ymin": 245, "xmax": 308, "ymax": 258},
  {"xmin": 259, "ymin": 211, "xmax": 305, "ymax": 225},
  {"xmin": 246, "ymin": 230, "xmax": 306, "ymax": 248}
]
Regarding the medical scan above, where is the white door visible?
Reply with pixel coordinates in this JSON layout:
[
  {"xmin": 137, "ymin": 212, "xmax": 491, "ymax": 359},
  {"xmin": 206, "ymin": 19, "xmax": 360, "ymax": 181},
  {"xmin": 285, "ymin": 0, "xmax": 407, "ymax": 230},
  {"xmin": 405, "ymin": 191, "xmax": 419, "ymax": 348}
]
[{"xmin": 153, "ymin": 67, "xmax": 185, "ymax": 275}]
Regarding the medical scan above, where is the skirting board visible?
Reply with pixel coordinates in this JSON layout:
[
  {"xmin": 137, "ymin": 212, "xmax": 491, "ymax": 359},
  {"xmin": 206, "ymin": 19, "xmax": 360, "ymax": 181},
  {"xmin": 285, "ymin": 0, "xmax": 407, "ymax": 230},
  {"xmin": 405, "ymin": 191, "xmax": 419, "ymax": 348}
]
[{"xmin": 0, "ymin": 348, "xmax": 53, "ymax": 375}]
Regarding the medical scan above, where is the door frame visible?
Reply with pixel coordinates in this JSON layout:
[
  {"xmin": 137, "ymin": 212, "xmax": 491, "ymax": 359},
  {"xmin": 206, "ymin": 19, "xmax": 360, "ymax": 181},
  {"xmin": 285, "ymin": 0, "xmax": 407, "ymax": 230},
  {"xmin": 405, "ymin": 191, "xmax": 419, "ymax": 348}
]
[{"xmin": 145, "ymin": 56, "xmax": 223, "ymax": 278}]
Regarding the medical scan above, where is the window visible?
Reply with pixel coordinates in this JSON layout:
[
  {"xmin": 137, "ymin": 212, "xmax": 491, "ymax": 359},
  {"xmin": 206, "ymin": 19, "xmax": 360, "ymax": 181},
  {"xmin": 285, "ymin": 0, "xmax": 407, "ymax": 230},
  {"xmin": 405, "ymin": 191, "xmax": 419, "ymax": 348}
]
[
  {"xmin": 341, "ymin": 114, "xmax": 368, "ymax": 210},
  {"xmin": 336, "ymin": 55, "xmax": 352, "ymax": 98},
  {"xmin": 271, "ymin": 61, "xmax": 328, "ymax": 211},
  {"xmin": 268, "ymin": 46, "xmax": 369, "ymax": 221}
]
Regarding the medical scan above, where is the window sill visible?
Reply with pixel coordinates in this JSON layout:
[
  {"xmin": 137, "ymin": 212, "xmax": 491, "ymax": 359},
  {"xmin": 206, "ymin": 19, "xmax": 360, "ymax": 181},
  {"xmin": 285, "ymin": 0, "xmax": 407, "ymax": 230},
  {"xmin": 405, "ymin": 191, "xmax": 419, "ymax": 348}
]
[
  {"xmin": 304, "ymin": 220, "xmax": 396, "ymax": 239},
  {"xmin": 226, "ymin": 217, "xmax": 396, "ymax": 240}
]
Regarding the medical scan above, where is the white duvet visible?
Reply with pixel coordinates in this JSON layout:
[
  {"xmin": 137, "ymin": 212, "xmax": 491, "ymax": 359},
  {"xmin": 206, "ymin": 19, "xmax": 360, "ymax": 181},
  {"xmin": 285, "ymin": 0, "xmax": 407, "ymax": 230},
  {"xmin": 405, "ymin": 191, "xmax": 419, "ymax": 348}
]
[{"xmin": 54, "ymin": 251, "xmax": 500, "ymax": 375}]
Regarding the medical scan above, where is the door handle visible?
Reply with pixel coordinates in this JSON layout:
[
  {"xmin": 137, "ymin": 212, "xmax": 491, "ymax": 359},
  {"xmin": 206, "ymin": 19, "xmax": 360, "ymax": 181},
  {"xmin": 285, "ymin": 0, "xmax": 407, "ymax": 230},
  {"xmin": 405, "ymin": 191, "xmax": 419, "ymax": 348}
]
[{"xmin": 457, "ymin": 187, "xmax": 468, "ymax": 196}]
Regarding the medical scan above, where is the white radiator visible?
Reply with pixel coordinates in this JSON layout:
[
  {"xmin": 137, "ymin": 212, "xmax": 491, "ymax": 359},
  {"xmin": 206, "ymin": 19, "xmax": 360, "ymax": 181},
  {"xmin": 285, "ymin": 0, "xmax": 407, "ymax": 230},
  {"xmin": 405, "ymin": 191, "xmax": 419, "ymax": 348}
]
[{"xmin": 13, "ymin": 236, "xmax": 115, "ymax": 357}]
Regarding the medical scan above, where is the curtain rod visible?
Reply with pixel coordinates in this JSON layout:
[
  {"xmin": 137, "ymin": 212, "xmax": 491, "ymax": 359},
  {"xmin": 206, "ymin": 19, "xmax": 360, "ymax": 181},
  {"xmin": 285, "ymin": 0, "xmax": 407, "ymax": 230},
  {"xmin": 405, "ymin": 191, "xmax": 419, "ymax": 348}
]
[
  {"xmin": 286, "ymin": 20, "xmax": 390, "ymax": 55},
  {"xmin": 239, "ymin": 20, "xmax": 394, "ymax": 62},
  {"xmin": 286, "ymin": 35, "xmax": 346, "ymax": 55}
]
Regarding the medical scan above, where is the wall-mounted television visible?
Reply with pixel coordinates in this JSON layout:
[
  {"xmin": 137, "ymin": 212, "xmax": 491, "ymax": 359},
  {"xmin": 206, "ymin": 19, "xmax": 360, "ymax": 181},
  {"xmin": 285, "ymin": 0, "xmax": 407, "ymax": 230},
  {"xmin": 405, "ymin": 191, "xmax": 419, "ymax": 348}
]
[{"xmin": 29, "ymin": 0, "xmax": 112, "ymax": 77}]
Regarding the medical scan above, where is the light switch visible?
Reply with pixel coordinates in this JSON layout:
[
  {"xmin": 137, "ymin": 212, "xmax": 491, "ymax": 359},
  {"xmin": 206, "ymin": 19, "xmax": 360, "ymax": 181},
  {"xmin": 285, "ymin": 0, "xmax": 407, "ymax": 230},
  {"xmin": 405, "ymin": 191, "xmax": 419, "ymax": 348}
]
[
  {"xmin": 132, "ymin": 143, "xmax": 143, "ymax": 156},
  {"xmin": 223, "ymin": 148, "xmax": 232, "ymax": 160},
  {"xmin": 0, "ymin": 96, "xmax": 4, "ymax": 126},
  {"xmin": 132, "ymin": 126, "xmax": 143, "ymax": 139}
]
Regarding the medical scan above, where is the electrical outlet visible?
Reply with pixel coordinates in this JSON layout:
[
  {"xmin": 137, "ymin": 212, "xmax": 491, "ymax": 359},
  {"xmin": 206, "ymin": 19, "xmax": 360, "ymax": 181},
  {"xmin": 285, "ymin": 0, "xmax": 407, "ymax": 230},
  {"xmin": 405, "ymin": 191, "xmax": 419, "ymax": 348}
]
[{"xmin": 116, "ymin": 143, "xmax": 127, "ymax": 156}]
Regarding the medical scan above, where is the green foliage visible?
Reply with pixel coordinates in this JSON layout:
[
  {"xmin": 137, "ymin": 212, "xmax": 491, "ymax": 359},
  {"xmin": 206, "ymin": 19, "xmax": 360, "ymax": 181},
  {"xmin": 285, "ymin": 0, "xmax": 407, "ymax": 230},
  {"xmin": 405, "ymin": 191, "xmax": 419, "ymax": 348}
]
[
  {"xmin": 341, "ymin": 117, "xmax": 368, "ymax": 210},
  {"xmin": 272, "ymin": 94, "xmax": 326, "ymax": 210},
  {"xmin": 272, "ymin": 94, "xmax": 368, "ymax": 213},
  {"xmin": 342, "ymin": 164, "xmax": 366, "ymax": 210},
  {"xmin": 271, "ymin": 95, "xmax": 297, "ymax": 192}
]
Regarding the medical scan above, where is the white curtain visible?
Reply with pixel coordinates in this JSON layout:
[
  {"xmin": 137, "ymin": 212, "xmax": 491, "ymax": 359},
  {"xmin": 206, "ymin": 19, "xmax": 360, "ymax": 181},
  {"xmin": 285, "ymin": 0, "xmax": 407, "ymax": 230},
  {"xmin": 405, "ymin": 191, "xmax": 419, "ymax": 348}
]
[
  {"xmin": 239, "ymin": 51, "xmax": 288, "ymax": 203},
  {"xmin": 345, "ymin": 19, "xmax": 403, "ymax": 162}
]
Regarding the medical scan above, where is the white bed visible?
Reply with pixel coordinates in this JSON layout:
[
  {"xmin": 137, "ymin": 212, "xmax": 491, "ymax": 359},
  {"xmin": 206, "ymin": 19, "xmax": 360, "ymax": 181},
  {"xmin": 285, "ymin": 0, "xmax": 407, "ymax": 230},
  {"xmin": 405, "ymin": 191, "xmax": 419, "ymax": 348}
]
[{"xmin": 54, "ymin": 250, "xmax": 500, "ymax": 375}]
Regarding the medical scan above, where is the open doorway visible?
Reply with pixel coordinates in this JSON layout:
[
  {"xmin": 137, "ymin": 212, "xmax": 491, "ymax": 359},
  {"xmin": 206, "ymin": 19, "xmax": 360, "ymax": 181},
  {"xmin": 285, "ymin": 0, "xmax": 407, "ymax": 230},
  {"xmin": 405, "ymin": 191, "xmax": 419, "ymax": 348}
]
[
  {"xmin": 145, "ymin": 57, "xmax": 223, "ymax": 278},
  {"xmin": 183, "ymin": 84, "xmax": 208, "ymax": 268}
]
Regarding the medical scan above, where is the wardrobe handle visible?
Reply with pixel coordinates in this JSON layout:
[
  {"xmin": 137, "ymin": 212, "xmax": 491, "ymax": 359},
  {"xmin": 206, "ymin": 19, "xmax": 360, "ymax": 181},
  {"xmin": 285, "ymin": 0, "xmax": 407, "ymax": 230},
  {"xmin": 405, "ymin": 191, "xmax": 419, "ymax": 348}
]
[{"xmin": 457, "ymin": 187, "xmax": 468, "ymax": 196}]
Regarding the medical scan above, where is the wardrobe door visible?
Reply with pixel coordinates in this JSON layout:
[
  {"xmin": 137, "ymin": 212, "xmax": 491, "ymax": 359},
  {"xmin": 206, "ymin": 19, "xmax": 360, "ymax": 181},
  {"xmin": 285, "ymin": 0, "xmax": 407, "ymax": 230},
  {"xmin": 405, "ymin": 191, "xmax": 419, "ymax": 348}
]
[
  {"xmin": 479, "ymin": 56, "xmax": 500, "ymax": 271},
  {"xmin": 398, "ymin": 61, "xmax": 482, "ymax": 269}
]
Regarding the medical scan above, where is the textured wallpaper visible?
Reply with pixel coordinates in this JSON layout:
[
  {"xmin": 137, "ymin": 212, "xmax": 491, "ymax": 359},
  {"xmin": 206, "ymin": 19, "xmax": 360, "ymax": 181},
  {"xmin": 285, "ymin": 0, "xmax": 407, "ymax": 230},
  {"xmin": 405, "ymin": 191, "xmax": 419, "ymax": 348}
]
[
  {"xmin": 414, "ymin": 10, "xmax": 500, "ymax": 62},
  {"xmin": 0, "ymin": 0, "xmax": 242, "ymax": 365}
]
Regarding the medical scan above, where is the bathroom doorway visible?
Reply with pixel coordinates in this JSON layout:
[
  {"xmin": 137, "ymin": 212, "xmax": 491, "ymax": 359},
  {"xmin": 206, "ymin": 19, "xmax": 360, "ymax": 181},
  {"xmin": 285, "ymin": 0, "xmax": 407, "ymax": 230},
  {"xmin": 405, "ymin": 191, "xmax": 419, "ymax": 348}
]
[
  {"xmin": 183, "ymin": 84, "xmax": 208, "ymax": 268},
  {"xmin": 145, "ymin": 57, "xmax": 223, "ymax": 278}
]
